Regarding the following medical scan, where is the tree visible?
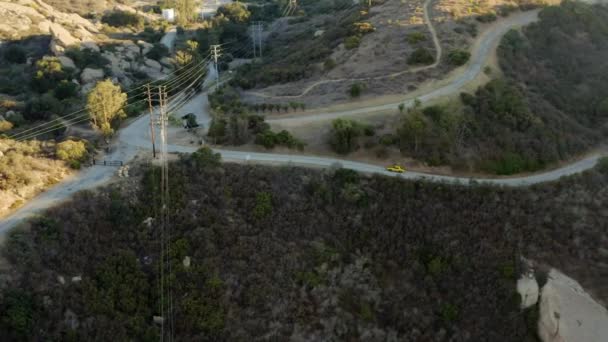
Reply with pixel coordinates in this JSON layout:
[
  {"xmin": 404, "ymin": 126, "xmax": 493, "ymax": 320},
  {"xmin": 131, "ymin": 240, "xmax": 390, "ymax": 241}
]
[
  {"xmin": 398, "ymin": 103, "xmax": 405, "ymax": 114},
  {"xmin": 191, "ymin": 147, "xmax": 221, "ymax": 168},
  {"xmin": 398, "ymin": 108, "xmax": 427, "ymax": 153},
  {"xmin": 216, "ymin": 2, "xmax": 251, "ymax": 23},
  {"xmin": 32, "ymin": 57, "xmax": 68, "ymax": 93},
  {"xmin": 86, "ymin": 80, "xmax": 127, "ymax": 137},
  {"xmin": 175, "ymin": 0, "xmax": 198, "ymax": 26},
  {"xmin": 175, "ymin": 40, "xmax": 200, "ymax": 68},
  {"xmin": 255, "ymin": 130, "xmax": 277, "ymax": 149},
  {"xmin": 289, "ymin": 102, "xmax": 299, "ymax": 112},
  {"xmin": 329, "ymin": 118, "xmax": 364, "ymax": 154}
]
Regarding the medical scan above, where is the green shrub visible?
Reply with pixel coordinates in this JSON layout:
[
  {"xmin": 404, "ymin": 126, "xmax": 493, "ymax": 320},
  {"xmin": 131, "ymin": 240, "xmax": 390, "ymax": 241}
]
[
  {"xmin": 255, "ymin": 129, "xmax": 304, "ymax": 150},
  {"xmin": 1, "ymin": 290, "xmax": 35, "ymax": 337},
  {"xmin": 597, "ymin": 157, "xmax": 608, "ymax": 175},
  {"xmin": 476, "ymin": 12, "xmax": 498, "ymax": 23},
  {"xmin": 344, "ymin": 36, "xmax": 361, "ymax": 49},
  {"xmin": 69, "ymin": 160, "xmax": 81, "ymax": 169},
  {"xmin": 53, "ymin": 80, "xmax": 78, "ymax": 100},
  {"xmin": 191, "ymin": 147, "xmax": 222, "ymax": 168},
  {"xmin": 447, "ymin": 49, "xmax": 471, "ymax": 66},
  {"xmin": 406, "ymin": 32, "xmax": 426, "ymax": 44},
  {"xmin": 26, "ymin": 93, "xmax": 63, "ymax": 121},
  {"xmin": 102, "ymin": 10, "xmax": 144, "ymax": 28},
  {"xmin": 324, "ymin": 58, "xmax": 336, "ymax": 71},
  {"xmin": 3, "ymin": 46, "xmax": 26, "ymax": 64},
  {"xmin": 329, "ymin": 118, "xmax": 364, "ymax": 154},
  {"xmin": 31, "ymin": 57, "xmax": 70, "ymax": 93},
  {"xmin": 56, "ymin": 139, "xmax": 88, "ymax": 165},
  {"xmin": 256, "ymin": 130, "xmax": 277, "ymax": 149},
  {"xmin": 349, "ymin": 83, "xmax": 364, "ymax": 98},
  {"xmin": 6, "ymin": 112, "xmax": 25, "ymax": 127},
  {"xmin": 427, "ymin": 256, "xmax": 446, "ymax": 277},
  {"xmin": 422, "ymin": 105, "xmax": 444, "ymax": 123},
  {"xmin": 253, "ymin": 192, "xmax": 272, "ymax": 220},
  {"xmin": 379, "ymin": 133, "xmax": 398, "ymax": 146},
  {"xmin": 440, "ymin": 303, "xmax": 459, "ymax": 322},
  {"xmin": 65, "ymin": 47, "xmax": 109, "ymax": 69},
  {"xmin": 407, "ymin": 47, "xmax": 434, "ymax": 65}
]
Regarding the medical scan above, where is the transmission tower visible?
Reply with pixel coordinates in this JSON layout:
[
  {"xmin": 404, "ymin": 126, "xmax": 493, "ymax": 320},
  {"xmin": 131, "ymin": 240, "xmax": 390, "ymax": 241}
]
[{"xmin": 210, "ymin": 45, "xmax": 222, "ymax": 90}]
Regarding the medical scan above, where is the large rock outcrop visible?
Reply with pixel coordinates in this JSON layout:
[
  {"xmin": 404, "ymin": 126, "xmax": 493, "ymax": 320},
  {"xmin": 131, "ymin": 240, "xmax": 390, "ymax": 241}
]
[
  {"xmin": 538, "ymin": 269, "xmax": 608, "ymax": 342},
  {"xmin": 49, "ymin": 22, "xmax": 79, "ymax": 49},
  {"xmin": 0, "ymin": 0, "xmax": 103, "ymax": 52}
]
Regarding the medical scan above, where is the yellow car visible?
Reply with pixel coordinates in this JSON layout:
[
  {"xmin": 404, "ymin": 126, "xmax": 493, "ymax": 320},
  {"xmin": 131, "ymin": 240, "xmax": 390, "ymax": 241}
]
[{"xmin": 386, "ymin": 164, "xmax": 406, "ymax": 173}]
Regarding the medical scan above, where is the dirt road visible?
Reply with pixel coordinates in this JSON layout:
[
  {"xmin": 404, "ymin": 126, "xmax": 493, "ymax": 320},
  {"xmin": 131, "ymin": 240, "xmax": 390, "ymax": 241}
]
[
  {"xmin": 247, "ymin": 0, "xmax": 443, "ymax": 99},
  {"xmin": 267, "ymin": 9, "xmax": 540, "ymax": 126}
]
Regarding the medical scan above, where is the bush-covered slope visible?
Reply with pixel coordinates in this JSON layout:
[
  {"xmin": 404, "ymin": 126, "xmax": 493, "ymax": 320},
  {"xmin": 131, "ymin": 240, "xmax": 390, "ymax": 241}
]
[
  {"xmin": 390, "ymin": 1, "xmax": 608, "ymax": 174},
  {"xmin": 1, "ymin": 149, "xmax": 607, "ymax": 340},
  {"xmin": 496, "ymin": 0, "xmax": 608, "ymax": 162}
]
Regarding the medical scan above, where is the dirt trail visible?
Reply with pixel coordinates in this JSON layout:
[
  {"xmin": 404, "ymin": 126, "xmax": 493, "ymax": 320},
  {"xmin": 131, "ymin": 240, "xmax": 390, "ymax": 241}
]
[
  {"xmin": 266, "ymin": 9, "xmax": 540, "ymax": 125},
  {"xmin": 247, "ymin": 0, "xmax": 442, "ymax": 99}
]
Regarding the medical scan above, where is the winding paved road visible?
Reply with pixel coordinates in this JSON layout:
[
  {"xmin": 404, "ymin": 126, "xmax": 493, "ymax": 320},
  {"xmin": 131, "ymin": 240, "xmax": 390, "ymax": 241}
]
[{"xmin": 0, "ymin": 8, "xmax": 604, "ymax": 235}]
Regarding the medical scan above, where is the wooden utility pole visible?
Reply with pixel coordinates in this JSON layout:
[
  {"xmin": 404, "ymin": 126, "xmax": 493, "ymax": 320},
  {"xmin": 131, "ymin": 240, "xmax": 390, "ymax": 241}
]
[
  {"xmin": 210, "ymin": 45, "xmax": 221, "ymax": 90},
  {"xmin": 146, "ymin": 84, "xmax": 157, "ymax": 159}
]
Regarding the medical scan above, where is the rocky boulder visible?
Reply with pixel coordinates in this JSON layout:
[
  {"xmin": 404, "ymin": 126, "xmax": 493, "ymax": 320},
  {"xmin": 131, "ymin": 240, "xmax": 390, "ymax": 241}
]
[
  {"xmin": 538, "ymin": 269, "xmax": 608, "ymax": 342},
  {"xmin": 49, "ymin": 22, "xmax": 79, "ymax": 48},
  {"xmin": 138, "ymin": 40, "xmax": 154, "ymax": 55},
  {"xmin": 0, "ymin": 1, "xmax": 44, "ymax": 38},
  {"xmin": 144, "ymin": 58, "xmax": 162, "ymax": 71},
  {"xmin": 57, "ymin": 56, "xmax": 76, "ymax": 70},
  {"xmin": 138, "ymin": 66, "xmax": 165, "ymax": 80},
  {"xmin": 80, "ymin": 68, "xmax": 104, "ymax": 84},
  {"xmin": 517, "ymin": 274, "xmax": 539, "ymax": 309},
  {"xmin": 160, "ymin": 57, "xmax": 174, "ymax": 68},
  {"xmin": 80, "ymin": 41, "xmax": 100, "ymax": 52}
]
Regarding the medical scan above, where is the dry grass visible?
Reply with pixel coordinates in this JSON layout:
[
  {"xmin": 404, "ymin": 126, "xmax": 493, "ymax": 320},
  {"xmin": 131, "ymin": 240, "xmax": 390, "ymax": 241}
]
[{"xmin": 0, "ymin": 139, "xmax": 72, "ymax": 218}]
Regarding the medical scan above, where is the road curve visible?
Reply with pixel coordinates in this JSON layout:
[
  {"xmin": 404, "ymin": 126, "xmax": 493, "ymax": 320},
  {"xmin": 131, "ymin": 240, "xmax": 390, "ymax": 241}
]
[
  {"xmin": 1, "ymin": 104, "xmax": 602, "ymax": 235},
  {"xmin": 0, "ymin": 8, "xmax": 603, "ymax": 235}
]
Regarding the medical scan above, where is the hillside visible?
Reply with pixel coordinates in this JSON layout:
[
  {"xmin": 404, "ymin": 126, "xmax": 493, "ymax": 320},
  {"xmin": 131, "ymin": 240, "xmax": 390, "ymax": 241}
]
[
  {"xmin": 1, "ymin": 149, "xmax": 606, "ymax": 340},
  {"xmin": 233, "ymin": 0, "xmax": 551, "ymax": 107}
]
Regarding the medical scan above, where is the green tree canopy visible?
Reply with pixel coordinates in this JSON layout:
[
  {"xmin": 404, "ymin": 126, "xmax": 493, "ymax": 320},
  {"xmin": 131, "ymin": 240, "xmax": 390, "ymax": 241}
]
[
  {"xmin": 329, "ymin": 118, "xmax": 364, "ymax": 154},
  {"xmin": 216, "ymin": 2, "xmax": 251, "ymax": 23},
  {"xmin": 86, "ymin": 80, "xmax": 127, "ymax": 137}
]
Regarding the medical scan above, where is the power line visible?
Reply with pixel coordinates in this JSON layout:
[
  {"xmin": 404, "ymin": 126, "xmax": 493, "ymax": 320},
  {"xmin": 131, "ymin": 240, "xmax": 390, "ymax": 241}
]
[
  {"xmin": 11, "ymin": 59, "xmax": 211, "ymax": 141},
  {"xmin": 8, "ymin": 57, "xmax": 210, "ymax": 140}
]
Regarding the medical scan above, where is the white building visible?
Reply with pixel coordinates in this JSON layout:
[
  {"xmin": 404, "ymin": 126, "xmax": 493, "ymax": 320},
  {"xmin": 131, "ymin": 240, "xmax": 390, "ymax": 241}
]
[{"xmin": 162, "ymin": 8, "xmax": 175, "ymax": 22}]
